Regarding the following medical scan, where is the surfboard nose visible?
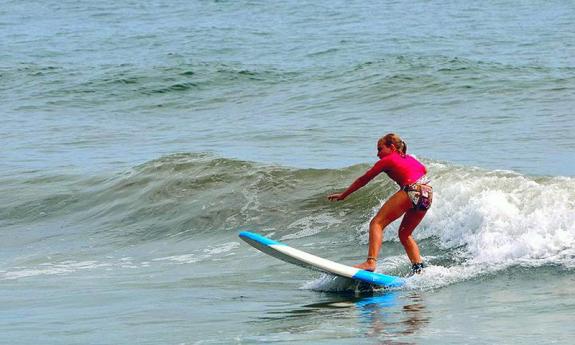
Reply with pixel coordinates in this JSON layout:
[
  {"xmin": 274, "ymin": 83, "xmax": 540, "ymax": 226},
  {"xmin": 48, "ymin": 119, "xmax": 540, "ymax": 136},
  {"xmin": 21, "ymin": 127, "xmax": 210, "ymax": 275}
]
[{"xmin": 239, "ymin": 231, "xmax": 283, "ymax": 246}]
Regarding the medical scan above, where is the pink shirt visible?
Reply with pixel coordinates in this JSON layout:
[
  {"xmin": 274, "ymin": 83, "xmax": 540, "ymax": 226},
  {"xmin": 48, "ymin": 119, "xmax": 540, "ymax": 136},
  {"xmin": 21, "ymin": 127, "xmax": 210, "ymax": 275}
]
[
  {"xmin": 364, "ymin": 151, "xmax": 427, "ymax": 187},
  {"xmin": 340, "ymin": 151, "xmax": 427, "ymax": 199}
]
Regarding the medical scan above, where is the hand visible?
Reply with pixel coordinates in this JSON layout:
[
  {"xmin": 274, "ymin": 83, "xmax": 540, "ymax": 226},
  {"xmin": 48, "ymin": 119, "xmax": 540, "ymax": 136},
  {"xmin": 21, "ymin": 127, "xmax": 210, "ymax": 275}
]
[{"xmin": 327, "ymin": 193, "xmax": 345, "ymax": 201}]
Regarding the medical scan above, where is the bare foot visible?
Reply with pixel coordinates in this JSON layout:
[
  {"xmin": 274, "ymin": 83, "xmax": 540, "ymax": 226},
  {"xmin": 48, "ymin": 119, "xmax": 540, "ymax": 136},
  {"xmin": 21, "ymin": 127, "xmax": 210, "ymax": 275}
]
[{"xmin": 354, "ymin": 261, "xmax": 376, "ymax": 272}]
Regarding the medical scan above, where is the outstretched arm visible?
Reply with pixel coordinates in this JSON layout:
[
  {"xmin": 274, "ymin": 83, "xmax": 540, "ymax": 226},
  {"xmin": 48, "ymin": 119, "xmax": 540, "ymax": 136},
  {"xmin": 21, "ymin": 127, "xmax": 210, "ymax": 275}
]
[{"xmin": 328, "ymin": 161, "xmax": 386, "ymax": 201}]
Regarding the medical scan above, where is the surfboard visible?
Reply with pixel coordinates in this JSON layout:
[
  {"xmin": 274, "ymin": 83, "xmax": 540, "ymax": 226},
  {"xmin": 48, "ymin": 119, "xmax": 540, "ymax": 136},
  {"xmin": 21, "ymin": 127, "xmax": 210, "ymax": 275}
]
[{"xmin": 239, "ymin": 231, "xmax": 405, "ymax": 288}]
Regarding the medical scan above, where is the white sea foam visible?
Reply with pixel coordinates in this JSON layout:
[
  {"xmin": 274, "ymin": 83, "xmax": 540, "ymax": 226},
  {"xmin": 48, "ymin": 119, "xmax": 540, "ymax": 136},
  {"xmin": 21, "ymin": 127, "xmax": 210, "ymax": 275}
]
[
  {"xmin": 302, "ymin": 260, "xmax": 503, "ymax": 293},
  {"xmin": 281, "ymin": 214, "xmax": 342, "ymax": 240},
  {"xmin": 0, "ymin": 261, "xmax": 111, "ymax": 280},
  {"xmin": 403, "ymin": 263, "xmax": 496, "ymax": 290},
  {"xmin": 301, "ymin": 274, "xmax": 355, "ymax": 292},
  {"xmin": 385, "ymin": 166, "xmax": 573, "ymax": 267},
  {"xmin": 348, "ymin": 165, "xmax": 575, "ymax": 289},
  {"xmin": 0, "ymin": 242, "xmax": 242, "ymax": 281},
  {"xmin": 152, "ymin": 242, "xmax": 240, "ymax": 264},
  {"xmin": 425, "ymin": 169, "xmax": 575, "ymax": 267}
]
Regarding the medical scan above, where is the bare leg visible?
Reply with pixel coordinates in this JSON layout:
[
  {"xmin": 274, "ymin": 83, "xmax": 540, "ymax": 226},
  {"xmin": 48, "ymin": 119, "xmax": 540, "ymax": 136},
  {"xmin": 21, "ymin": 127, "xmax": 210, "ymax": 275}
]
[
  {"xmin": 354, "ymin": 190, "xmax": 412, "ymax": 271},
  {"xmin": 398, "ymin": 208, "xmax": 427, "ymax": 264}
]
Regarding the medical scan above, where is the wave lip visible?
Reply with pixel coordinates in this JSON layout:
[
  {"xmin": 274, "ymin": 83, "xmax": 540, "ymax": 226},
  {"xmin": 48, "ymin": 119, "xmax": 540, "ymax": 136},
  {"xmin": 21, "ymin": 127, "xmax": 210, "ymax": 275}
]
[{"xmin": 422, "ymin": 164, "xmax": 575, "ymax": 269}]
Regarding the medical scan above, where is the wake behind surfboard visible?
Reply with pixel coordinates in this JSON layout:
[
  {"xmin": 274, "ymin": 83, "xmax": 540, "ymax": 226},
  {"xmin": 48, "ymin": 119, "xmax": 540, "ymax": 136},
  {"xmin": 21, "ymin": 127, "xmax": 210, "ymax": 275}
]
[{"xmin": 239, "ymin": 231, "xmax": 405, "ymax": 288}]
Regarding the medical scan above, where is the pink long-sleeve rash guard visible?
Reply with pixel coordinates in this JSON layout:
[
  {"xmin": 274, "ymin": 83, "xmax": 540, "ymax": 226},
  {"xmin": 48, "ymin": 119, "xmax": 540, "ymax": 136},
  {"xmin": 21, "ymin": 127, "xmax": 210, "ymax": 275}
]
[{"xmin": 365, "ymin": 151, "xmax": 427, "ymax": 187}]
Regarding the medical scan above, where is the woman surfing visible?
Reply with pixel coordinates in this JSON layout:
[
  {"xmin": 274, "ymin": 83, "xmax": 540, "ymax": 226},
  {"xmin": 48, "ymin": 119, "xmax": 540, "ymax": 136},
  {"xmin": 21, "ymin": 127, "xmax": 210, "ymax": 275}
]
[{"xmin": 328, "ymin": 133, "xmax": 432, "ymax": 274}]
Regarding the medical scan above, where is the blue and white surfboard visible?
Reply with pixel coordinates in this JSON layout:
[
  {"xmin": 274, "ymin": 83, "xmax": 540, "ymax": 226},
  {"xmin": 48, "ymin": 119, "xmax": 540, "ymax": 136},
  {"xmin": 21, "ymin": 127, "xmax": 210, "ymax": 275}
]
[{"xmin": 239, "ymin": 231, "xmax": 404, "ymax": 288}]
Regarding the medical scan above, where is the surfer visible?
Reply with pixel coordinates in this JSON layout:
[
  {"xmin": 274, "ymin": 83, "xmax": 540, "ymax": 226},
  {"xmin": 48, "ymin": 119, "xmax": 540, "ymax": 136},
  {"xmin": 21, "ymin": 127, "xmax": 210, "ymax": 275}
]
[{"xmin": 328, "ymin": 133, "xmax": 432, "ymax": 274}]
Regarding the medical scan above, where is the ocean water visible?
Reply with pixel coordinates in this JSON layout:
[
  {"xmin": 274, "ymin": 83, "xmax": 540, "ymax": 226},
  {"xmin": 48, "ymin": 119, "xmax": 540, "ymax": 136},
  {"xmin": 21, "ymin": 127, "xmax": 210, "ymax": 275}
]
[{"xmin": 1, "ymin": 0, "xmax": 575, "ymax": 344}]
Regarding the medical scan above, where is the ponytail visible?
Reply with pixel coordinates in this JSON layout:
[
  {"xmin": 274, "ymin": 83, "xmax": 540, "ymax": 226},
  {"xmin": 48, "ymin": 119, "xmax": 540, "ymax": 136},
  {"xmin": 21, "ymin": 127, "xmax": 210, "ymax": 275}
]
[
  {"xmin": 398, "ymin": 140, "xmax": 407, "ymax": 156},
  {"xmin": 380, "ymin": 133, "xmax": 407, "ymax": 157}
]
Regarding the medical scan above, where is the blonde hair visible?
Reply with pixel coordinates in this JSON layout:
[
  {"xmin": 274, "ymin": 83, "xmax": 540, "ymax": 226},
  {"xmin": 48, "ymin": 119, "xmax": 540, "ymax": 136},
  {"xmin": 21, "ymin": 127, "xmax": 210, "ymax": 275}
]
[{"xmin": 379, "ymin": 133, "xmax": 407, "ymax": 156}]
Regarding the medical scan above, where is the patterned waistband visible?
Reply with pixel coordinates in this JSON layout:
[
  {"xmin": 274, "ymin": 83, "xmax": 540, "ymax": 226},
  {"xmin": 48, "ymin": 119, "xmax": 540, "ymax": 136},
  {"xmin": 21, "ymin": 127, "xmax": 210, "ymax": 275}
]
[
  {"xmin": 402, "ymin": 175, "xmax": 431, "ymax": 190},
  {"xmin": 415, "ymin": 175, "xmax": 431, "ymax": 185}
]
